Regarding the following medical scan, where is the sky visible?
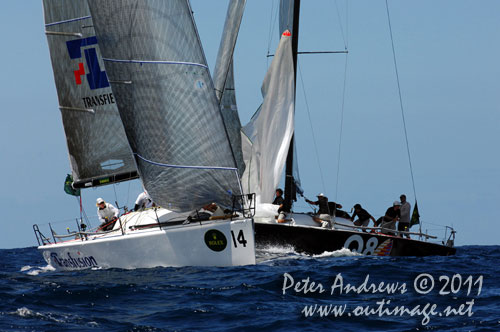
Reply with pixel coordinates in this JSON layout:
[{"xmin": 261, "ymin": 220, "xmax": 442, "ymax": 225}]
[{"xmin": 1, "ymin": 0, "xmax": 499, "ymax": 249}]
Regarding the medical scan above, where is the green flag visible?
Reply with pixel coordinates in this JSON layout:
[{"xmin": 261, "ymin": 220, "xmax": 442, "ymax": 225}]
[
  {"xmin": 64, "ymin": 174, "xmax": 81, "ymax": 196},
  {"xmin": 410, "ymin": 200, "xmax": 420, "ymax": 226}
]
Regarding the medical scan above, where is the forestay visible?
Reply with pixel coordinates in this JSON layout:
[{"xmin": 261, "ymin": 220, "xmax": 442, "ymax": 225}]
[
  {"xmin": 213, "ymin": 0, "xmax": 247, "ymax": 176},
  {"xmin": 241, "ymin": 31, "xmax": 295, "ymax": 204},
  {"xmin": 87, "ymin": 0, "xmax": 242, "ymax": 211},
  {"xmin": 43, "ymin": 0, "xmax": 138, "ymax": 188}
]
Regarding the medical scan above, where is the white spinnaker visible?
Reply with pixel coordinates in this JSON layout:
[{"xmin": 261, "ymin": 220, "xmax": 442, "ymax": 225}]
[{"xmin": 241, "ymin": 31, "xmax": 295, "ymax": 204}]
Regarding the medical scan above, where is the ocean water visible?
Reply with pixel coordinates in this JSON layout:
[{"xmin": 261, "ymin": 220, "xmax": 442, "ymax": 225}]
[{"xmin": 0, "ymin": 245, "xmax": 498, "ymax": 332}]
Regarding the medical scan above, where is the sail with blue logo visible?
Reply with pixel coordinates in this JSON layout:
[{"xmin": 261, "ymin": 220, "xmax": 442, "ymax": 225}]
[
  {"xmin": 43, "ymin": 0, "xmax": 138, "ymax": 188},
  {"xmin": 87, "ymin": 0, "xmax": 243, "ymax": 211}
]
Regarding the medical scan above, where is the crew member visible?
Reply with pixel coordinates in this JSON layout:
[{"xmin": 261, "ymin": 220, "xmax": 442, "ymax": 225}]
[
  {"xmin": 96, "ymin": 198, "xmax": 119, "ymax": 231},
  {"xmin": 380, "ymin": 201, "xmax": 401, "ymax": 235},
  {"xmin": 399, "ymin": 194, "xmax": 411, "ymax": 238},
  {"xmin": 351, "ymin": 203, "xmax": 376, "ymax": 231},
  {"xmin": 306, "ymin": 193, "xmax": 331, "ymax": 228},
  {"xmin": 134, "ymin": 190, "xmax": 154, "ymax": 211}
]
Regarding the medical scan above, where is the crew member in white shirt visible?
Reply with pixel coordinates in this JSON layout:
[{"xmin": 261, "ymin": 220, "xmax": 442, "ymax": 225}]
[
  {"xmin": 96, "ymin": 197, "xmax": 119, "ymax": 230},
  {"xmin": 134, "ymin": 190, "xmax": 154, "ymax": 211},
  {"xmin": 398, "ymin": 194, "xmax": 411, "ymax": 238}
]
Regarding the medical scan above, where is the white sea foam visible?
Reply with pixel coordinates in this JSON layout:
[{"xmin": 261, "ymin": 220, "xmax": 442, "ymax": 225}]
[
  {"xmin": 256, "ymin": 244, "xmax": 304, "ymax": 264},
  {"xmin": 259, "ymin": 244, "xmax": 297, "ymax": 255},
  {"xmin": 24, "ymin": 264, "xmax": 56, "ymax": 276},
  {"xmin": 13, "ymin": 307, "xmax": 34, "ymax": 317},
  {"xmin": 312, "ymin": 247, "xmax": 363, "ymax": 258},
  {"xmin": 20, "ymin": 265, "xmax": 32, "ymax": 272},
  {"xmin": 11, "ymin": 307, "xmax": 67, "ymax": 323}
]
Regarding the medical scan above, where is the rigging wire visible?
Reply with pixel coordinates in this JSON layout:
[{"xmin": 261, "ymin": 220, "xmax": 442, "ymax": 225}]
[
  {"xmin": 334, "ymin": 0, "xmax": 348, "ymax": 50},
  {"xmin": 266, "ymin": 0, "xmax": 279, "ymax": 67},
  {"xmin": 334, "ymin": 54, "xmax": 349, "ymax": 201},
  {"xmin": 345, "ymin": 0, "xmax": 349, "ymax": 49},
  {"xmin": 385, "ymin": 0, "xmax": 420, "ymax": 230},
  {"xmin": 75, "ymin": 193, "xmax": 91, "ymax": 228},
  {"xmin": 112, "ymin": 183, "xmax": 119, "ymax": 207},
  {"xmin": 333, "ymin": 0, "xmax": 349, "ymax": 201},
  {"xmin": 297, "ymin": 61, "xmax": 327, "ymax": 194},
  {"xmin": 126, "ymin": 180, "xmax": 131, "ymax": 209}
]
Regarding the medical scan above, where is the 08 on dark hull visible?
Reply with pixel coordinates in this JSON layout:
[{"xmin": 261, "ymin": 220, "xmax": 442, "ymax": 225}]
[{"xmin": 255, "ymin": 222, "xmax": 456, "ymax": 257}]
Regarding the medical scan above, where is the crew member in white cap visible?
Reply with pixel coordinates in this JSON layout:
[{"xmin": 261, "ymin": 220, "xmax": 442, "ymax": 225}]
[
  {"xmin": 306, "ymin": 193, "xmax": 331, "ymax": 228},
  {"xmin": 96, "ymin": 198, "xmax": 119, "ymax": 230},
  {"xmin": 380, "ymin": 201, "xmax": 401, "ymax": 235}
]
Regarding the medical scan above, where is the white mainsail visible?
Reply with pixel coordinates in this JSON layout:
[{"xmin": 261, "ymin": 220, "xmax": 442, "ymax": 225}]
[
  {"xmin": 87, "ymin": 0, "xmax": 242, "ymax": 211},
  {"xmin": 241, "ymin": 31, "xmax": 295, "ymax": 204}
]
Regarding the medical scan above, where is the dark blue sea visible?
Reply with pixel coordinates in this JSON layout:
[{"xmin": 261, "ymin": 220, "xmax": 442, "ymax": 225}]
[{"xmin": 1, "ymin": 245, "xmax": 498, "ymax": 332}]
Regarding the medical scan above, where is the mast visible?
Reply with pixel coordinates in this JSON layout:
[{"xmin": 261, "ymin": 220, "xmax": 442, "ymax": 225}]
[{"xmin": 284, "ymin": 0, "xmax": 300, "ymax": 208}]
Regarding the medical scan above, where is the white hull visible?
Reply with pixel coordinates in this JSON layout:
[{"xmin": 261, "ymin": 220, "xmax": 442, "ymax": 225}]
[{"xmin": 38, "ymin": 208, "xmax": 255, "ymax": 270}]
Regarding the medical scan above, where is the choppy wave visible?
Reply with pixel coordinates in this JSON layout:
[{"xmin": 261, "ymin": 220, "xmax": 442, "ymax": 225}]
[
  {"xmin": 10, "ymin": 307, "xmax": 64, "ymax": 323},
  {"xmin": 20, "ymin": 264, "xmax": 55, "ymax": 276},
  {"xmin": 0, "ymin": 246, "xmax": 499, "ymax": 332}
]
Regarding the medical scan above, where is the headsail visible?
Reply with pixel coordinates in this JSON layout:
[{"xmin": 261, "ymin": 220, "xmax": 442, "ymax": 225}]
[
  {"xmin": 213, "ymin": 0, "xmax": 247, "ymax": 176},
  {"xmin": 43, "ymin": 0, "xmax": 138, "ymax": 188},
  {"xmin": 241, "ymin": 31, "xmax": 295, "ymax": 204},
  {"xmin": 87, "ymin": 0, "xmax": 242, "ymax": 211}
]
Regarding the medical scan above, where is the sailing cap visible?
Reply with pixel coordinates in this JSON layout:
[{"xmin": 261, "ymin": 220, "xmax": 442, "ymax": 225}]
[
  {"xmin": 96, "ymin": 198, "xmax": 105, "ymax": 204},
  {"xmin": 393, "ymin": 200, "xmax": 401, "ymax": 206},
  {"xmin": 317, "ymin": 193, "xmax": 324, "ymax": 197}
]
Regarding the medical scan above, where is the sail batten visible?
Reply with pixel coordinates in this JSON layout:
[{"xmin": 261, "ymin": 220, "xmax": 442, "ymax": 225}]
[
  {"xmin": 59, "ymin": 106, "xmax": 95, "ymax": 114},
  {"xmin": 46, "ymin": 31, "xmax": 83, "ymax": 37},
  {"xmin": 43, "ymin": 0, "xmax": 138, "ymax": 188},
  {"xmin": 103, "ymin": 58, "xmax": 208, "ymax": 68},
  {"xmin": 134, "ymin": 154, "xmax": 238, "ymax": 172},
  {"xmin": 87, "ymin": 0, "xmax": 242, "ymax": 211},
  {"xmin": 45, "ymin": 15, "xmax": 92, "ymax": 27}
]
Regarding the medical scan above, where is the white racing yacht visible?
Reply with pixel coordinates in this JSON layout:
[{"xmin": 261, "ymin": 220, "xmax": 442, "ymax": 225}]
[{"xmin": 35, "ymin": 0, "xmax": 256, "ymax": 270}]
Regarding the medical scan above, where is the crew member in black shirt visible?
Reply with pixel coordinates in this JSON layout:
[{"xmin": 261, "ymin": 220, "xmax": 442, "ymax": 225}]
[
  {"xmin": 380, "ymin": 201, "xmax": 401, "ymax": 235},
  {"xmin": 272, "ymin": 189, "xmax": 284, "ymax": 206},
  {"xmin": 306, "ymin": 193, "xmax": 331, "ymax": 227},
  {"xmin": 351, "ymin": 203, "xmax": 376, "ymax": 231}
]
